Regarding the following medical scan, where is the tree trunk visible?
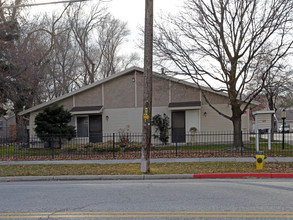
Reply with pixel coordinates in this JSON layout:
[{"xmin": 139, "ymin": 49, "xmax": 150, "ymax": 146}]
[
  {"xmin": 231, "ymin": 104, "xmax": 243, "ymax": 150},
  {"xmin": 14, "ymin": 112, "xmax": 25, "ymax": 140},
  {"xmin": 232, "ymin": 117, "xmax": 243, "ymax": 150},
  {"xmin": 89, "ymin": 63, "xmax": 95, "ymax": 84},
  {"xmin": 268, "ymin": 95, "xmax": 275, "ymax": 141}
]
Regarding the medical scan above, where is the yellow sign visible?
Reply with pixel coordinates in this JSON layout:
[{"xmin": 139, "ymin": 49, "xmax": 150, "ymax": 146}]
[{"xmin": 144, "ymin": 115, "xmax": 150, "ymax": 119}]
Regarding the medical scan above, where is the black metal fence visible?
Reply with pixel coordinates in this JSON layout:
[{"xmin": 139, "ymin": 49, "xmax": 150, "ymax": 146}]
[{"xmin": 1, "ymin": 131, "xmax": 293, "ymax": 160}]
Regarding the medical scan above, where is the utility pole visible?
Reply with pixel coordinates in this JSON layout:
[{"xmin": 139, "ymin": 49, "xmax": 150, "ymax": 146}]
[{"xmin": 141, "ymin": 0, "xmax": 153, "ymax": 173}]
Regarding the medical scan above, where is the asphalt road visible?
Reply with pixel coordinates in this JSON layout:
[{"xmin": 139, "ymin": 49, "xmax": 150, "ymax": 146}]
[{"xmin": 1, "ymin": 179, "xmax": 293, "ymax": 219}]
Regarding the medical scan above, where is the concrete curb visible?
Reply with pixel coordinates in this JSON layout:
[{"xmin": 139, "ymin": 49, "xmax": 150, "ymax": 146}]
[
  {"xmin": 1, "ymin": 173, "xmax": 293, "ymax": 182},
  {"xmin": 0, "ymin": 174, "xmax": 194, "ymax": 182},
  {"xmin": 193, "ymin": 173, "xmax": 293, "ymax": 179}
]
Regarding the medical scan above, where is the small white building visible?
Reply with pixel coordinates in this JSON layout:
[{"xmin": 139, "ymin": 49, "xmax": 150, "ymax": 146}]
[{"xmin": 253, "ymin": 110, "xmax": 275, "ymax": 151}]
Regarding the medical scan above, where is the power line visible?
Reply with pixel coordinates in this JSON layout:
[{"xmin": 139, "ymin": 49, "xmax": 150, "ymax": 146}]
[{"xmin": 0, "ymin": 0, "xmax": 89, "ymax": 9}]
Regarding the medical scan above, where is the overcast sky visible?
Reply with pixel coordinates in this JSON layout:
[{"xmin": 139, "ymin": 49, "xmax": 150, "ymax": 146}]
[
  {"xmin": 33, "ymin": 0, "xmax": 182, "ymax": 56},
  {"xmin": 106, "ymin": 0, "xmax": 182, "ymax": 53}
]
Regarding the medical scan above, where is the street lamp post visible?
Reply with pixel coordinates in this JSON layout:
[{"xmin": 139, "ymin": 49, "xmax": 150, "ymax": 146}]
[{"xmin": 281, "ymin": 109, "xmax": 286, "ymax": 150}]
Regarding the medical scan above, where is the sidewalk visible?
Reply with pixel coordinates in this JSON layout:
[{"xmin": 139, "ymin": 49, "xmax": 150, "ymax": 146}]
[
  {"xmin": 1, "ymin": 157, "xmax": 293, "ymax": 165},
  {"xmin": 1, "ymin": 157, "xmax": 293, "ymax": 182}
]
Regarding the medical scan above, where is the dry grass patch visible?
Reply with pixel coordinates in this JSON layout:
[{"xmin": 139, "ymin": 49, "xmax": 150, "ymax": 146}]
[{"xmin": 1, "ymin": 162, "xmax": 293, "ymax": 177}]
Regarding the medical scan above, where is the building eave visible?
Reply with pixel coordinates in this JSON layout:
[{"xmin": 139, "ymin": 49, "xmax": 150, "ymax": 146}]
[
  {"xmin": 19, "ymin": 66, "xmax": 142, "ymax": 116},
  {"xmin": 19, "ymin": 65, "xmax": 259, "ymax": 116}
]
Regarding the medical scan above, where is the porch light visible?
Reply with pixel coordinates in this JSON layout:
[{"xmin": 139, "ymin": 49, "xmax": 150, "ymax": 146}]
[{"xmin": 281, "ymin": 109, "xmax": 286, "ymax": 120}]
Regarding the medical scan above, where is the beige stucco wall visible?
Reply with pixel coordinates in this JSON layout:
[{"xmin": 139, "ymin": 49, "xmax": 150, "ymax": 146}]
[
  {"xmin": 103, "ymin": 108, "xmax": 142, "ymax": 134},
  {"xmin": 200, "ymin": 104, "xmax": 232, "ymax": 132},
  {"xmin": 57, "ymin": 97, "xmax": 73, "ymax": 110},
  {"xmin": 101, "ymin": 105, "xmax": 250, "ymax": 144},
  {"xmin": 201, "ymin": 91, "xmax": 229, "ymax": 105},
  {"xmin": 153, "ymin": 76, "xmax": 170, "ymax": 107},
  {"xmin": 136, "ymin": 74, "xmax": 201, "ymax": 107},
  {"xmin": 136, "ymin": 71, "xmax": 144, "ymax": 107},
  {"xmin": 103, "ymin": 107, "xmax": 170, "ymax": 134},
  {"xmin": 104, "ymin": 73, "xmax": 135, "ymax": 108},
  {"xmin": 200, "ymin": 104, "xmax": 250, "ymax": 132},
  {"xmin": 171, "ymin": 81, "xmax": 200, "ymax": 103},
  {"xmin": 74, "ymin": 85, "xmax": 102, "ymax": 106}
]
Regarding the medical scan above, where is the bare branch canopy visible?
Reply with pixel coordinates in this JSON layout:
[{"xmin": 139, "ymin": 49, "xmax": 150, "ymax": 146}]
[{"xmin": 154, "ymin": 0, "xmax": 293, "ymax": 147}]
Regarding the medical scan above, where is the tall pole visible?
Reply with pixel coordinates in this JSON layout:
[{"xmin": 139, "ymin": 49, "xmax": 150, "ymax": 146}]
[
  {"xmin": 281, "ymin": 109, "xmax": 286, "ymax": 150},
  {"xmin": 141, "ymin": 0, "xmax": 153, "ymax": 173},
  {"xmin": 282, "ymin": 117, "xmax": 285, "ymax": 150}
]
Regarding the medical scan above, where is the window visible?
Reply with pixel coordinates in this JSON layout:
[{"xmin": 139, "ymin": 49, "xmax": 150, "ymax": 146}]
[{"xmin": 77, "ymin": 116, "xmax": 89, "ymax": 137}]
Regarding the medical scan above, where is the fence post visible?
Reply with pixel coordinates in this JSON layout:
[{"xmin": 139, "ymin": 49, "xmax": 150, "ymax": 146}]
[
  {"xmin": 113, "ymin": 133, "xmax": 115, "ymax": 158},
  {"xmin": 240, "ymin": 131, "xmax": 243, "ymax": 156},
  {"xmin": 27, "ymin": 129, "xmax": 30, "ymax": 149},
  {"xmin": 51, "ymin": 137, "xmax": 54, "ymax": 159},
  {"xmin": 176, "ymin": 141, "xmax": 178, "ymax": 157}
]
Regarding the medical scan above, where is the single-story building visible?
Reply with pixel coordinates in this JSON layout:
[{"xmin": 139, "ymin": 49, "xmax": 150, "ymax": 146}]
[{"xmin": 19, "ymin": 66, "xmax": 255, "ymax": 143}]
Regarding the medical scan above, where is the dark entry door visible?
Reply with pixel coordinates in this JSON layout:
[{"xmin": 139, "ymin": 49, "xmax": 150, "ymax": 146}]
[
  {"xmin": 89, "ymin": 115, "xmax": 102, "ymax": 143},
  {"xmin": 172, "ymin": 111, "xmax": 186, "ymax": 143}
]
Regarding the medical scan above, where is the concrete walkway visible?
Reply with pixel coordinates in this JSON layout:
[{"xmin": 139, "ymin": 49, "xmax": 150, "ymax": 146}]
[{"xmin": 0, "ymin": 157, "xmax": 293, "ymax": 165}]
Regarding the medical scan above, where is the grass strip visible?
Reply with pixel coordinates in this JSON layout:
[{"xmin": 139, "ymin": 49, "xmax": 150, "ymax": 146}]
[{"xmin": 1, "ymin": 162, "xmax": 293, "ymax": 177}]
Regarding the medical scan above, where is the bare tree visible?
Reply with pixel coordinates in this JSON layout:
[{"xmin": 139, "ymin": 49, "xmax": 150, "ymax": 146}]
[
  {"xmin": 119, "ymin": 52, "xmax": 140, "ymax": 70},
  {"xmin": 248, "ymin": 52, "xmax": 293, "ymax": 135},
  {"xmin": 19, "ymin": 2, "xmax": 86, "ymax": 100},
  {"xmin": 1, "ymin": 0, "xmax": 139, "ymax": 118},
  {"xmin": 0, "ymin": 0, "xmax": 34, "ymax": 125},
  {"xmin": 0, "ymin": 0, "xmax": 25, "ymax": 21},
  {"xmin": 68, "ymin": 2, "xmax": 132, "ymax": 84},
  {"xmin": 1, "ymin": 0, "xmax": 75, "ymax": 123},
  {"xmin": 278, "ymin": 93, "xmax": 293, "ymax": 109},
  {"xmin": 33, "ymin": 12, "xmax": 82, "ymax": 99},
  {"xmin": 154, "ymin": 0, "xmax": 293, "ymax": 148},
  {"xmin": 265, "ymin": 69, "xmax": 293, "ymax": 136},
  {"xmin": 99, "ymin": 17, "xmax": 130, "ymax": 78},
  {"xmin": 68, "ymin": 2, "xmax": 105, "ymax": 84}
]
